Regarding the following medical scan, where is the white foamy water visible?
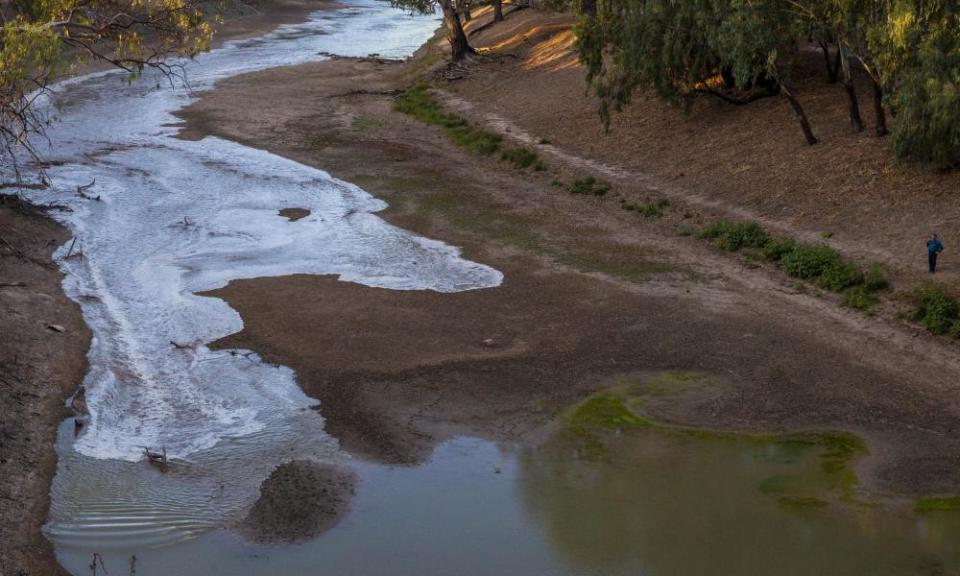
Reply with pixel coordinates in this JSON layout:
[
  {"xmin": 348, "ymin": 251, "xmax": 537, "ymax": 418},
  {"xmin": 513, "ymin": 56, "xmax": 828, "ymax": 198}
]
[
  {"xmin": 8, "ymin": 0, "xmax": 501, "ymax": 555},
  {"xmin": 24, "ymin": 1, "xmax": 499, "ymax": 462}
]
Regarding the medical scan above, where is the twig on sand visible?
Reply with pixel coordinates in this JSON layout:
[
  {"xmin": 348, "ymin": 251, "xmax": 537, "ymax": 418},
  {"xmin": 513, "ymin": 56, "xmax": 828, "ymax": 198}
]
[{"xmin": 0, "ymin": 282, "xmax": 26, "ymax": 288}]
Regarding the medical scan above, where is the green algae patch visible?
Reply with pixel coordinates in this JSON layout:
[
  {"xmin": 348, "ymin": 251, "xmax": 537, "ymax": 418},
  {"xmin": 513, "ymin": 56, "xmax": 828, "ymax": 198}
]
[
  {"xmin": 568, "ymin": 394, "xmax": 652, "ymax": 430},
  {"xmin": 563, "ymin": 394, "xmax": 651, "ymax": 458},
  {"xmin": 558, "ymin": 376, "xmax": 870, "ymax": 505},
  {"xmin": 915, "ymin": 496, "xmax": 960, "ymax": 512}
]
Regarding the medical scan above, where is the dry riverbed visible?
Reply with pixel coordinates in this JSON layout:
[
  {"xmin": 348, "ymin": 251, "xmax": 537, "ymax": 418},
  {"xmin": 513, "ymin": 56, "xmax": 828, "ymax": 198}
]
[{"xmin": 178, "ymin": 37, "xmax": 960, "ymax": 509}]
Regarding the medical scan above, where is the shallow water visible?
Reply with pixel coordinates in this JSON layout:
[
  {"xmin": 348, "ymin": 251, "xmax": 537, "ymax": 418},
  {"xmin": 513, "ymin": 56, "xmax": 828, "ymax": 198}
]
[{"xmin": 53, "ymin": 431, "xmax": 960, "ymax": 575}]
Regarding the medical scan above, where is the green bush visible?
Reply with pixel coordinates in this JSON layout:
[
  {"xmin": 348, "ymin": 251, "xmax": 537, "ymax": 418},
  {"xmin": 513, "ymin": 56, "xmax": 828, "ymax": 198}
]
[
  {"xmin": 842, "ymin": 286, "xmax": 878, "ymax": 312},
  {"xmin": 763, "ymin": 237, "xmax": 798, "ymax": 262},
  {"xmin": 699, "ymin": 220, "xmax": 767, "ymax": 252},
  {"xmin": 863, "ymin": 265, "xmax": 889, "ymax": 292},
  {"xmin": 569, "ymin": 176, "xmax": 610, "ymax": 196},
  {"xmin": 818, "ymin": 260, "xmax": 864, "ymax": 292},
  {"xmin": 639, "ymin": 203, "xmax": 663, "ymax": 218},
  {"xmin": 501, "ymin": 147, "xmax": 545, "ymax": 170},
  {"xmin": 913, "ymin": 284, "xmax": 960, "ymax": 335},
  {"xmin": 782, "ymin": 244, "xmax": 840, "ymax": 279},
  {"xmin": 950, "ymin": 320, "xmax": 960, "ymax": 339}
]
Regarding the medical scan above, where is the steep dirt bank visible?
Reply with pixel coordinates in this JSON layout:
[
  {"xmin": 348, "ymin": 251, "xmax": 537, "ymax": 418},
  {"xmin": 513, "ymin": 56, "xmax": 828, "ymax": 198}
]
[
  {"xmin": 180, "ymin": 47, "xmax": 960, "ymax": 499},
  {"xmin": 0, "ymin": 198, "xmax": 90, "ymax": 576},
  {"xmin": 440, "ymin": 7, "xmax": 960, "ymax": 294}
]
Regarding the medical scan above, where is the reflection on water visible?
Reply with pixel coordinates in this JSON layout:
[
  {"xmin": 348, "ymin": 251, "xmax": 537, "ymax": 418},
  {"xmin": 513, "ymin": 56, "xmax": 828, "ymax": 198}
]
[
  {"xmin": 55, "ymin": 431, "xmax": 960, "ymax": 576},
  {"xmin": 521, "ymin": 429, "xmax": 960, "ymax": 576}
]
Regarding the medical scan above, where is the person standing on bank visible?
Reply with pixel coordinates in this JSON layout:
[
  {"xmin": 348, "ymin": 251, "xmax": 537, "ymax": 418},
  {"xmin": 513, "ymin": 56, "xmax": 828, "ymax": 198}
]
[{"xmin": 927, "ymin": 234, "xmax": 944, "ymax": 273}]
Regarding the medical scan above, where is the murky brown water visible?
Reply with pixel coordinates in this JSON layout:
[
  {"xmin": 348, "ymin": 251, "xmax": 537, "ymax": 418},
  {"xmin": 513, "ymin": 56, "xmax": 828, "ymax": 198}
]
[{"xmin": 53, "ymin": 428, "xmax": 960, "ymax": 576}]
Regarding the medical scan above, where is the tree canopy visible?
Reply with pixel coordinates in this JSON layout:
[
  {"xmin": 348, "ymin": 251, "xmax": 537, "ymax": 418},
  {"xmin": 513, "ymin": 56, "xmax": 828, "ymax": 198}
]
[
  {"xmin": 575, "ymin": 0, "xmax": 960, "ymax": 166},
  {"xmin": 1, "ymin": 0, "xmax": 214, "ymax": 177}
]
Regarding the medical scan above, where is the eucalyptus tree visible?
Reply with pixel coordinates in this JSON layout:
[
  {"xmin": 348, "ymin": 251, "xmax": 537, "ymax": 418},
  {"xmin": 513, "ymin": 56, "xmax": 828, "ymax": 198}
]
[
  {"xmin": 0, "ymin": 0, "xmax": 214, "ymax": 178},
  {"xmin": 394, "ymin": 0, "xmax": 475, "ymax": 60},
  {"xmin": 578, "ymin": 0, "xmax": 820, "ymax": 145},
  {"xmin": 868, "ymin": 0, "xmax": 960, "ymax": 165}
]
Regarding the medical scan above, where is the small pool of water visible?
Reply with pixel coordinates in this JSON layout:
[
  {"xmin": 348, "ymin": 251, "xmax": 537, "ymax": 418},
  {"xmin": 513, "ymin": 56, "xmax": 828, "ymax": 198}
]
[{"xmin": 53, "ymin": 430, "xmax": 960, "ymax": 576}]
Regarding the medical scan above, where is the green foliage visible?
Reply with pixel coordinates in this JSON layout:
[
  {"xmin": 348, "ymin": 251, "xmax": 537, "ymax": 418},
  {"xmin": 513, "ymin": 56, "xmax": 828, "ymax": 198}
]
[
  {"xmin": 763, "ymin": 237, "xmax": 799, "ymax": 262},
  {"xmin": 781, "ymin": 244, "xmax": 841, "ymax": 280},
  {"xmin": 501, "ymin": 147, "xmax": 546, "ymax": 170},
  {"xmin": 1, "ymin": 0, "xmax": 213, "ymax": 167},
  {"xmin": 568, "ymin": 176, "xmax": 610, "ymax": 196},
  {"xmin": 842, "ymin": 286, "xmax": 878, "ymax": 311},
  {"xmin": 699, "ymin": 220, "xmax": 767, "ymax": 252},
  {"xmin": 621, "ymin": 200, "xmax": 664, "ymax": 218},
  {"xmin": 950, "ymin": 320, "xmax": 960, "ymax": 339},
  {"xmin": 913, "ymin": 283, "xmax": 960, "ymax": 334},
  {"xmin": 817, "ymin": 260, "xmax": 864, "ymax": 292},
  {"xmin": 870, "ymin": 2, "xmax": 960, "ymax": 166},
  {"xmin": 395, "ymin": 83, "xmax": 502, "ymax": 155},
  {"xmin": 863, "ymin": 265, "xmax": 889, "ymax": 292},
  {"xmin": 573, "ymin": 0, "xmax": 960, "ymax": 166}
]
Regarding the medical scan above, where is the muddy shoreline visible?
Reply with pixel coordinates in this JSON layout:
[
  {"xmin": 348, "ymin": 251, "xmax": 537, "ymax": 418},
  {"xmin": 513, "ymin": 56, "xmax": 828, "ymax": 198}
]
[
  {"xmin": 0, "ymin": 197, "xmax": 90, "ymax": 576},
  {"xmin": 180, "ymin": 30, "xmax": 960, "ymax": 501}
]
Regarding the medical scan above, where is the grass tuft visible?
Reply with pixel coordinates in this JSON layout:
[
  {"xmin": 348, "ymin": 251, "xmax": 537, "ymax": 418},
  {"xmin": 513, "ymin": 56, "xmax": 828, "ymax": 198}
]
[
  {"xmin": 699, "ymin": 220, "xmax": 767, "ymax": 252},
  {"xmin": 395, "ymin": 82, "xmax": 502, "ymax": 156},
  {"xmin": 842, "ymin": 286, "xmax": 878, "ymax": 311},
  {"xmin": 568, "ymin": 176, "xmax": 610, "ymax": 197},
  {"xmin": 913, "ymin": 283, "xmax": 960, "ymax": 334},
  {"xmin": 501, "ymin": 147, "xmax": 545, "ymax": 170}
]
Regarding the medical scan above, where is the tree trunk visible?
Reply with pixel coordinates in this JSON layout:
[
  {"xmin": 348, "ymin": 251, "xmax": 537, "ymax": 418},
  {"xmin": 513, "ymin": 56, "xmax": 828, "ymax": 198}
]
[
  {"xmin": 780, "ymin": 82, "xmax": 819, "ymax": 145},
  {"xmin": 493, "ymin": 0, "xmax": 504, "ymax": 22},
  {"xmin": 580, "ymin": 0, "xmax": 596, "ymax": 17},
  {"xmin": 440, "ymin": 0, "xmax": 474, "ymax": 61},
  {"xmin": 838, "ymin": 46, "xmax": 864, "ymax": 132},
  {"xmin": 820, "ymin": 42, "xmax": 839, "ymax": 84},
  {"xmin": 871, "ymin": 79, "xmax": 889, "ymax": 137}
]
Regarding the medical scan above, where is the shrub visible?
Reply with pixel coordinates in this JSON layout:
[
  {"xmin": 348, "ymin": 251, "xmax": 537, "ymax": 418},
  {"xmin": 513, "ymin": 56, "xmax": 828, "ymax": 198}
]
[
  {"xmin": 842, "ymin": 286, "xmax": 878, "ymax": 312},
  {"xmin": 913, "ymin": 284, "xmax": 960, "ymax": 335},
  {"xmin": 763, "ymin": 237, "xmax": 798, "ymax": 262},
  {"xmin": 950, "ymin": 320, "xmax": 960, "ymax": 339},
  {"xmin": 782, "ymin": 244, "xmax": 840, "ymax": 279},
  {"xmin": 818, "ymin": 260, "xmax": 864, "ymax": 292},
  {"xmin": 501, "ymin": 147, "xmax": 544, "ymax": 170},
  {"xmin": 569, "ymin": 176, "xmax": 610, "ymax": 196},
  {"xmin": 863, "ymin": 265, "xmax": 889, "ymax": 292},
  {"xmin": 699, "ymin": 220, "xmax": 767, "ymax": 252}
]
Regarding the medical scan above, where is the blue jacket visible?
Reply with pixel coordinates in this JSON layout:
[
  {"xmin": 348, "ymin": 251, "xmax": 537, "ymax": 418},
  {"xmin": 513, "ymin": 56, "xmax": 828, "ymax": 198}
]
[{"xmin": 928, "ymin": 239, "xmax": 944, "ymax": 254}]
